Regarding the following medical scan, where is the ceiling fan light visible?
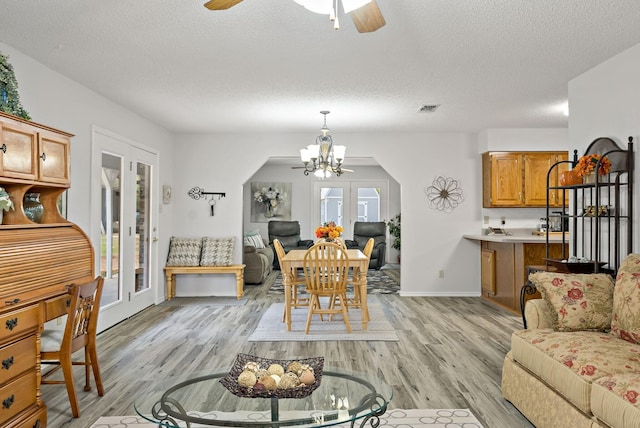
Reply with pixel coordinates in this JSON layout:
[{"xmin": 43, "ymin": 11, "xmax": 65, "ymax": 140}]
[
  {"xmin": 315, "ymin": 168, "xmax": 332, "ymax": 179},
  {"xmin": 341, "ymin": 0, "xmax": 372, "ymax": 13},
  {"xmin": 293, "ymin": 0, "xmax": 333, "ymax": 15}
]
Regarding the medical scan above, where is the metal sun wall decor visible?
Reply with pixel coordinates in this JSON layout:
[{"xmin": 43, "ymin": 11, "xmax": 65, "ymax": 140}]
[{"xmin": 424, "ymin": 176, "xmax": 464, "ymax": 213}]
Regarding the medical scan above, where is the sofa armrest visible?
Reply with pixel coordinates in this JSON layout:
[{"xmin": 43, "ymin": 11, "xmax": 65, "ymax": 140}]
[
  {"xmin": 524, "ymin": 299, "xmax": 554, "ymax": 330},
  {"xmin": 344, "ymin": 239, "xmax": 358, "ymax": 249},
  {"xmin": 298, "ymin": 239, "xmax": 314, "ymax": 248},
  {"xmin": 243, "ymin": 245, "xmax": 257, "ymax": 254}
]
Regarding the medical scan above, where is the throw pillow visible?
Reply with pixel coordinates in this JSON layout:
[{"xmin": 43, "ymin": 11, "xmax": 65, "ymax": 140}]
[
  {"xmin": 166, "ymin": 237, "xmax": 202, "ymax": 266},
  {"xmin": 200, "ymin": 237, "xmax": 235, "ymax": 266},
  {"xmin": 529, "ymin": 271, "xmax": 615, "ymax": 332},
  {"xmin": 243, "ymin": 234, "xmax": 265, "ymax": 249},
  {"xmin": 611, "ymin": 256, "xmax": 640, "ymax": 344}
]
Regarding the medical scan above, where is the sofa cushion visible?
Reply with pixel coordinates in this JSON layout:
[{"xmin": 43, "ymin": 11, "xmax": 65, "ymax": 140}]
[
  {"xmin": 530, "ymin": 271, "xmax": 614, "ymax": 332},
  {"xmin": 511, "ymin": 329, "xmax": 640, "ymax": 413},
  {"xmin": 166, "ymin": 237, "xmax": 202, "ymax": 266},
  {"xmin": 618, "ymin": 253, "xmax": 640, "ymax": 274},
  {"xmin": 200, "ymin": 237, "xmax": 235, "ymax": 266},
  {"xmin": 611, "ymin": 258, "xmax": 640, "ymax": 344},
  {"xmin": 592, "ymin": 373, "xmax": 640, "ymax": 428}
]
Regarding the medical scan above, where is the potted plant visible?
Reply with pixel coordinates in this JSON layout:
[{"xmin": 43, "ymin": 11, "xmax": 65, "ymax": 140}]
[
  {"xmin": 0, "ymin": 186, "xmax": 15, "ymax": 224},
  {"xmin": 386, "ymin": 213, "xmax": 400, "ymax": 262}
]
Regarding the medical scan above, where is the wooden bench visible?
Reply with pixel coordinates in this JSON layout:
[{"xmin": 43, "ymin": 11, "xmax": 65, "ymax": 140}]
[{"xmin": 163, "ymin": 265, "xmax": 246, "ymax": 300}]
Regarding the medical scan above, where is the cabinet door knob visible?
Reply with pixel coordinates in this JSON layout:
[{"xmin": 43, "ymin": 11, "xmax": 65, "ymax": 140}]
[
  {"xmin": 40, "ymin": 152, "xmax": 46, "ymax": 161},
  {"xmin": 0, "ymin": 143, "xmax": 6, "ymax": 153}
]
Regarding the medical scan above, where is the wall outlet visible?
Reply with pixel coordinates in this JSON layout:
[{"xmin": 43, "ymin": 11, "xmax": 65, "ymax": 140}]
[{"xmin": 438, "ymin": 269, "xmax": 445, "ymax": 278}]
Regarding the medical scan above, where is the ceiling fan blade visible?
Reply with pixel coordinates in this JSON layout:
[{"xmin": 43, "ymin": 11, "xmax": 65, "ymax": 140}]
[
  {"xmin": 204, "ymin": 0, "xmax": 244, "ymax": 10},
  {"xmin": 350, "ymin": 0, "xmax": 386, "ymax": 33}
]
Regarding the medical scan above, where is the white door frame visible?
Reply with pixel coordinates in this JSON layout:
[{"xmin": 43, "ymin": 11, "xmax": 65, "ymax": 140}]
[{"xmin": 90, "ymin": 126, "xmax": 159, "ymax": 332}]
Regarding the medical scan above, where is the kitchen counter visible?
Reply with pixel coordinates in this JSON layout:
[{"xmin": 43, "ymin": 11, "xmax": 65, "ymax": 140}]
[{"xmin": 463, "ymin": 232, "xmax": 568, "ymax": 244}]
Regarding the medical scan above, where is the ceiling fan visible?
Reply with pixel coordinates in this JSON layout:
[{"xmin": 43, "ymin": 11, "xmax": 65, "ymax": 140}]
[{"xmin": 203, "ymin": 0, "xmax": 386, "ymax": 33}]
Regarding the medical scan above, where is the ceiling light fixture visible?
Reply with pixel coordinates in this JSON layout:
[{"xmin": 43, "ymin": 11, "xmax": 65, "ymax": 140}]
[
  {"xmin": 299, "ymin": 111, "xmax": 347, "ymax": 179},
  {"xmin": 293, "ymin": 0, "xmax": 372, "ymax": 30}
]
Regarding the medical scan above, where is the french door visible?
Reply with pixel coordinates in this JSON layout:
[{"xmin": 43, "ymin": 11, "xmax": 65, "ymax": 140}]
[
  {"xmin": 313, "ymin": 180, "xmax": 388, "ymax": 240},
  {"xmin": 91, "ymin": 128, "xmax": 158, "ymax": 331}
]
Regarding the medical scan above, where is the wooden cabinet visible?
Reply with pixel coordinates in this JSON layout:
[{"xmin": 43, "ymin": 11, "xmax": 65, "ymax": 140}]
[
  {"xmin": 482, "ymin": 151, "xmax": 568, "ymax": 208},
  {"xmin": 0, "ymin": 112, "xmax": 71, "ymax": 227},
  {"xmin": 480, "ymin": 240, "xmax": 567, "ymax": 314},
  {"xmin": 0, "ymin": 112, "xmax": 94, "ymax": 427}
]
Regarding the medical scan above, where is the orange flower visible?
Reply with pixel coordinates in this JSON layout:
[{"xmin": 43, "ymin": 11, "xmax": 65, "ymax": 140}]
[
  {"xmin": 573, "ymin": 154, "xmax": 611, "ymax": 177},
  {"xmin": 315, "ymin": 221, "xmax": 343, "ymax": 239}
]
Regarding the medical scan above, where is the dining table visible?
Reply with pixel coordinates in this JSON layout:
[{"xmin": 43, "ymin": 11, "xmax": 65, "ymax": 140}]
[{"xmin": 280, "ymin": 248, "xmax": 370, "ymax": 331}]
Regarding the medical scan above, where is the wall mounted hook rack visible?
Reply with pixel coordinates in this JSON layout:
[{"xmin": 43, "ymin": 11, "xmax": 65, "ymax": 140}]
[{"xmin": 188, "ymin": 186, "xmax": 226, "ymax": 216}]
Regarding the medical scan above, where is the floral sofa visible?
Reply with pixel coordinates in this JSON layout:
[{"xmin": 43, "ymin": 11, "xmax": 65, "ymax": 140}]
[{"xmin": 502, "ymin": 253, "xmax": 640, "ymax": 428}]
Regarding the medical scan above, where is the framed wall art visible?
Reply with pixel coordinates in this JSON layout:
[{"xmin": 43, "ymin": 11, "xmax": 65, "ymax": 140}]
[{"xmin": 251, "ymin": 182, "xmax": 292, "ymax": 223}]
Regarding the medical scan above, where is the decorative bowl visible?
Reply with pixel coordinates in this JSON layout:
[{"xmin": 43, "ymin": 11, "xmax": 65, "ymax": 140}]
[
  {"xmin": 220, "ymin": 353, "xmax": 324, "ymax": 399},
  {"xmin": 543, "ymin": 258, "xmax": 607, "ymax": 274}
]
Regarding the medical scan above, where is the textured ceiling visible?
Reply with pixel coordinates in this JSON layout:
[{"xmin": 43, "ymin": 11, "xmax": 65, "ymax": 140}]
[{"xmin": 1, "ymin": 0, "xmax": 640, "ymax": 134}]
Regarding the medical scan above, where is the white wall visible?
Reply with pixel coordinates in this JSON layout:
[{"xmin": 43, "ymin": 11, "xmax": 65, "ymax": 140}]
[
  {"xmin": 569, "ymin": 42, "xmax": 640, "ymax": 251},
  {"xmin": 172, "ymin": 132, "xmax": 482, "ymax": 296},
  {"xmin": 0, "ymin": 42, "xmax": 174, "ymax": 303}
]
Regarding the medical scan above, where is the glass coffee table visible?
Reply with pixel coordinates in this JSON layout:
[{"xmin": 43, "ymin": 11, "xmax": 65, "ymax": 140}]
[{"xmin": 134, "ymin": 367, "xmax": 392, "ymax": 427}]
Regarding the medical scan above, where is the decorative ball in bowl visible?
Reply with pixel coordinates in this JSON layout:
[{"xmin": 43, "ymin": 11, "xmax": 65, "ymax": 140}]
[{"xmin": 220, "ymin": 353, "xmax": 324, "ymax": 399}]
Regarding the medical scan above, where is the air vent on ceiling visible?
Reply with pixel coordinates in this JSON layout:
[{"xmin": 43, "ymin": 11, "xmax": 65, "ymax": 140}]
[{"xmin": 418, "ymin": 104, "xmax": 441, "ymax": 113}]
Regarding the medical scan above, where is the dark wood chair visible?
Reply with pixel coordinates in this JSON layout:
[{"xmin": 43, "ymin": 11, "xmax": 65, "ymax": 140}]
[{"xmin": 41, "ymin": 277, "xmax": 105, "ymax": 418}]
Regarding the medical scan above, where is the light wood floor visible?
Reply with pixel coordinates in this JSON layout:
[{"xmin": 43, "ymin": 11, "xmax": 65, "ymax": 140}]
[{"xmin": 42, "ymin": 273, "xmax": 533, "ymax": 428}]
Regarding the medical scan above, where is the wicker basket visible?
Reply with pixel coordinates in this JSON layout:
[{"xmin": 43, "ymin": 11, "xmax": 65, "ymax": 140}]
[{"xmin": 220, "ymin": 353, "xmax": 324, "ymax": 399}]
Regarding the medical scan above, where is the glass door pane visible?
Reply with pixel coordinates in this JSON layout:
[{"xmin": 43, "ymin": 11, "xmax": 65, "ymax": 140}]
[
  {"xmin": 135, "ymin": 161, "xmax": 151, "ymax": 293},
  {"xmin": 320, "ymin": 186, "xmax": 344, "ymax": 226},
  {"xmin": 356, "ymin": 187, "xmax": 381, "ymax": 222},
  {"xmin": 100, "ymin": 153, "xmax": 123, "ymax": 306}
]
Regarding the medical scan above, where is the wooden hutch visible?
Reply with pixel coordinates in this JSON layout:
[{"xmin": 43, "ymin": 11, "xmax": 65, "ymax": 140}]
[{"xmin": 0, "ymin": 111, "xmax": 94, "ymax": 427}]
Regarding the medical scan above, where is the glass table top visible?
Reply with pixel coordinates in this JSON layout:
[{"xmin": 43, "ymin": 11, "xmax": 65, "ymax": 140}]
[{"xmin": 134, "ymin": 367, "xmax": 393, "ymax": 427}]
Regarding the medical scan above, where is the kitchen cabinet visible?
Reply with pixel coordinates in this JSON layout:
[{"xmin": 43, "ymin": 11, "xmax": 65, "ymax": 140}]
[
  {"xmin": 480, "ymin": 240, "xmax": 567, "ymax": 315},
  {"xmin": 482, "ymin": 151, "xmax": 568, "ymax": 208}
]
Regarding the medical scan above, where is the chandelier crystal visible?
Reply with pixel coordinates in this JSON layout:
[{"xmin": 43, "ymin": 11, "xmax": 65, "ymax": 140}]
[{"xmin": 299, "ymin": 111, "xmax": 346, "ymax": 178}]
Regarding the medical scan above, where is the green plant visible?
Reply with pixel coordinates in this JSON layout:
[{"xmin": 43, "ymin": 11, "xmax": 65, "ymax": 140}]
[{"xmin": 387, "ymin": 213, "xmax": 401, "ymax": 251}]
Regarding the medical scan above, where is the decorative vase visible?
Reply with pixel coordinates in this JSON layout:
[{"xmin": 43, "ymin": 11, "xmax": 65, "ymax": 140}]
[
  {"xmin": 264, "ymin": 203, "xmax": 276, "ymax": 218},
  {"xmin": 23, "ymin": 193, "xmax": 44, "ymax": 223},
  {"xmin": 559, "ymin": 170, "xmax": 582, "ymax": 186}
]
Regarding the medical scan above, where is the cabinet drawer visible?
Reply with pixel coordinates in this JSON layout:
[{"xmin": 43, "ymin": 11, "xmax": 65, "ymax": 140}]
[
  {"xmin": 0, "ymin": 306, "xmax": 39, "ymax": 343},
  {"xmin": 43, "ymin": 295, "xmax": 70, "ymax": 322},
  {"xmin": 16, "ymin": 405, "xmax": 46, "ymax": 428},
  {"xmin": 0, "ymin": 372, "xmax": 37, "ymax": 425},
  {"xmin": 0, "ymin": 336, "xmax": 36, "ymax": 386}
]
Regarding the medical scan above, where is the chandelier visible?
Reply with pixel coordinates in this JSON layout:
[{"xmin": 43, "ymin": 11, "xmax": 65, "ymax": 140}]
[{"xmin": 299, "ymin": 111, "xmax": 346, "ymax": 179}]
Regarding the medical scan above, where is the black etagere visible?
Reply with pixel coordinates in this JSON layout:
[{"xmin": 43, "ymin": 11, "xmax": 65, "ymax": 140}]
[{"xmin": 545, "ymin": 136, "xmax": 634, "ymax": 274}]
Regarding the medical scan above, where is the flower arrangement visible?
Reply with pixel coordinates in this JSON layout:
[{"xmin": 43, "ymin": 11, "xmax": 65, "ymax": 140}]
[
  {"xmin": 254, "ymin": 186, "xmax": 283, "ymax": 208},
  {"xmin": 0, "ymin": 187, "xmax": 14, "ymax": 212},
  {"xmin": 573, "ymin": 154, "xmax": 611, "ymax": 177},
  {"xmin": 315, "ymin": 221, "xmax": 343, "ymax": 240}
]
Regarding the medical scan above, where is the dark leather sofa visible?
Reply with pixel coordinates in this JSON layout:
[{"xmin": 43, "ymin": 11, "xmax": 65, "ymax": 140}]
[
  {"xmin": 268, "ymin": 221, "xmax": 314, "ymax": 270},
  {"xmin": 345, "ymin": 221, "xmax": 387, "ymax": 270}
]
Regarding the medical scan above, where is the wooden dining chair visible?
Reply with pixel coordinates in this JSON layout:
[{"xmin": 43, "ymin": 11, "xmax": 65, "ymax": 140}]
[
  {"xmin": 344, "ymin": 237, "xmax": 374, "ymax": 310},
  {"xmin": 273, "ymin": 239, "xmax": 308, "ymax": 322},
  {"xmin": 303, "ymin": 241, "xmax": 351, "ymax": 334},
  {"xmin": 41, "ymin": 276, "xmax": 105, "ymax": 418}
]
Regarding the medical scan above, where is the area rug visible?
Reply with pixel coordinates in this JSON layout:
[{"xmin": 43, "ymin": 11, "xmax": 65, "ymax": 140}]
[
  {"xmin": 160, "ymin": 296, "xmax": 247, "ymax": 306},
  {"xmin": 91, "ymin": 408, "xmax": 483, "ymax": 427},
  {"xmin": 247, "ymin": 301, "xmax": 398, "ymax": 341},
  {"xmin": 267, "ymin": 269, "xmax": 399, "ymax": 296}
]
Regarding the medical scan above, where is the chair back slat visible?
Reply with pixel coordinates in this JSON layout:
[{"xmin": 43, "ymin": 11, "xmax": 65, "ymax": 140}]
[
  {"xmin": 303, "ymin": 242, "xmax": 349, "ymax": 295},
  {"xmin": 63, "ymin": 277, "xmax": 103, "ymax": 350}
]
